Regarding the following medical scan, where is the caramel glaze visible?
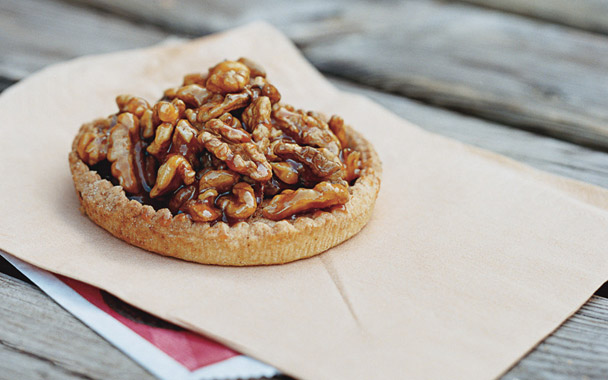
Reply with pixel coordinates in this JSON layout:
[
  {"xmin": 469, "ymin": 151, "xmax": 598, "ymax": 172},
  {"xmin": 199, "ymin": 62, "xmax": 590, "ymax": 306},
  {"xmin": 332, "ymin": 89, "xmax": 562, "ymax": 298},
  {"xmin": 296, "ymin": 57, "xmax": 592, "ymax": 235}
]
[
  {"xmin": 93, "ymin": 132, "xmax": 354, "ymax": 225},
  {"xmin": 89, "ymin": 109, "xmax": 360, "ymax": 225},
  {"xmin": 77, "ymin": 59, "xmax": 364, "ymax": 224}
]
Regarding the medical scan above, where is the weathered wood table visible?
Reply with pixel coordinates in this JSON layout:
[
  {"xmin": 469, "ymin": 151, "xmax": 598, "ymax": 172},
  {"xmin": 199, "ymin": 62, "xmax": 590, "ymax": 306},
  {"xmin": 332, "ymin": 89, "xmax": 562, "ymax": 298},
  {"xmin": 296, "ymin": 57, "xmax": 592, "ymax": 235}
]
[{"xmin": 1, "ymin": 0, "xmax": 608, "ymax": 378}]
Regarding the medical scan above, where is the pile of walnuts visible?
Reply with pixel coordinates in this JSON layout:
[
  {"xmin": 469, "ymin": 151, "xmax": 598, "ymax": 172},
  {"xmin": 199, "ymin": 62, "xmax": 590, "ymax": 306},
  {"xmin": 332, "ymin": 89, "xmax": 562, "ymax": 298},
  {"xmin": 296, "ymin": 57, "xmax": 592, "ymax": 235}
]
[{"xmin": 76, "ymin": 58, "xmax": 362, "ymax": 222}]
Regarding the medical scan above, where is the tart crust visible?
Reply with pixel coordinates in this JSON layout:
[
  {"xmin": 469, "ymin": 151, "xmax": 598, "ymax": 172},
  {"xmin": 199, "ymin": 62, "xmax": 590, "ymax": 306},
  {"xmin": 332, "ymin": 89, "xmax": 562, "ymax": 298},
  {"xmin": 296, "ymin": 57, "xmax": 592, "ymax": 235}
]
[{"xmin": 69, "ymin": 123, "xmax": 381, "ymax": 266}]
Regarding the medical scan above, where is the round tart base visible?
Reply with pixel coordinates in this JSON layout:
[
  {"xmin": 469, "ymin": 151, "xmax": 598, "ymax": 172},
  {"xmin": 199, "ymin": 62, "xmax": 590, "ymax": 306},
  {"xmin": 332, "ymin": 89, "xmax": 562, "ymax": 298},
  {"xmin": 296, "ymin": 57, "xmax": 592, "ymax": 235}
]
[{"xmin": 69, "ymin": 124, "xmax": 381, "ymax": 266}]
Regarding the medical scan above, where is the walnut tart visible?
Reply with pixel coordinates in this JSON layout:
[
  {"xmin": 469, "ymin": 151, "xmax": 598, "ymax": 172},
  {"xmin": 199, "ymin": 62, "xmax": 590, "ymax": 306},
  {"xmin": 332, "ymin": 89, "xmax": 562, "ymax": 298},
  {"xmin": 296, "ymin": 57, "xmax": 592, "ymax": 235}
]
[{"xmin": 69, "ymin": 58, "xmax": 381, "ymax": 265}]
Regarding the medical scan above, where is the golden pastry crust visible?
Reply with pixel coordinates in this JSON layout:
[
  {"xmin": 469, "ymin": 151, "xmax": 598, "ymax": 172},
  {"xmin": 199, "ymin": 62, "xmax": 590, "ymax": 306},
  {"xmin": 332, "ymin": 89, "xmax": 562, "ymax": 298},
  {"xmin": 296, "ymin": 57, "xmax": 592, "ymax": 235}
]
[{"xmin": 69, "ymin": 123, "xmax": 381, "ymax": 266}]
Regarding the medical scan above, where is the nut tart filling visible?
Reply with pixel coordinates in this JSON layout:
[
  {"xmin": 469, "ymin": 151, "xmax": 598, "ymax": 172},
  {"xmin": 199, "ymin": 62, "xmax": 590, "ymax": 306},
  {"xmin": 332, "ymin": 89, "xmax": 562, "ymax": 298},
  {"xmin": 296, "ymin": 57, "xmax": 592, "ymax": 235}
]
[{"xmin": 70, "ymin": 58, "xmax": 381, "ymax": 265}]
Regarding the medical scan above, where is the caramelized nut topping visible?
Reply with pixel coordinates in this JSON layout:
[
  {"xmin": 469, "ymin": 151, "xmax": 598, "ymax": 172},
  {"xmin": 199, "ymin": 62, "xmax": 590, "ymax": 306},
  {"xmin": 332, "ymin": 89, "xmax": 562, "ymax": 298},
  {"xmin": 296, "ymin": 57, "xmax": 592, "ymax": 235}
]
[
  {"xmin": 273, "ymin": 142, "xmax": 344, "ymax": 182},
  {"xmin": 150, "ymin": 154, "xmax": 196, "ymax": 198},
  {"xmin": 146, "ymin": 122, "xmax": 174, "ymax": 159},
  {"xmin": 182, "ymin": 72, "xmax": 208, "ymax": 86},
  {"xmin": 197, "ymin": 92, "xmax": 250, "ymax": 123},
  {"xmin": 218, "ymin": 182, "xmax": 257, "ymax": 219},
  {"xmin": 168, "ymin": 184, "xmax": 197, "ymax": 213},
  {"xmin": 183, "ymin": 190, "xmax": 222, "ymax": 222},
  {"xmin": 243, "ymin": 96, "xmax": 272, "ymax": 132},
  {"xmin": 107, "ymin": 116, "xmax": 140, "ymax": 194},
  {"xmin": 199, "ymin": 169, "xmax": 240, "ymax": 194},
  {"xmin": 237, "ymin": 57, "xmax": 266, "ymax": 78},
  {"xmin": 245, "ymin": 76, "xmax": 281, "ymax": 104},
  {"xmin": 175, "ymin": 84, "xmax": 212, "ymax": 108},
  {"xmin": 198, "ymin": 131, "xmax": 271, "ymax": 181},
  {"xmin": 273, "ymin": 104, "xmax": 341, "ymax": 155},
  {"xmin": 116, "ymin": 95, "xmax": 150, "ymax": 118},
  {"xmin": 204, "ymin": 118, "xmax": 251, "ymax": 143},
  {"xmin": 270, "ymin": 161, "xmax": 299, "ymax": 185},
  {"xmin": 170, "ymin": 119, "xmax": 201, "ymax": 165},
  {"xmin": 140, "ymin": 109, "xmax": 155, "ymax": 139},
  {"xmin": 342, "ymin": 148, "xmax": 362, "ymax": 182},
  {"xmin": 328, "ymin": 115, "xmax": 347, "ymax": 148},
  {"xmin": 77, "ymin": 119, "xmax": 111, "ymax": 166},
  {"xmin": 262, "ymin": 181, "xmax": 349, "ymax": 220},
  {"xmin": 154, "ymin": 101, "xmax": 179, "ymax": 125},
  {"xmin": 206, "ymin": 61, "xmax": 251, "ymax": 94},
  {"xmin": 76, "ymin": 58, "xmax": 364, "ymax": 222}
]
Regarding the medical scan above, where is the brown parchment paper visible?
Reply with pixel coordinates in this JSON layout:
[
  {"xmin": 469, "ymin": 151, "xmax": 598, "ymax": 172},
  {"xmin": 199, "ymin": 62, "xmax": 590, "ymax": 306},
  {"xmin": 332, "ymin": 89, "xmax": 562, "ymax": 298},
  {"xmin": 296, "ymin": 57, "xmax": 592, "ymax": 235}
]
[{"xmin": 1, "ymin": 23, "xmax": 607, "ymax": 379}]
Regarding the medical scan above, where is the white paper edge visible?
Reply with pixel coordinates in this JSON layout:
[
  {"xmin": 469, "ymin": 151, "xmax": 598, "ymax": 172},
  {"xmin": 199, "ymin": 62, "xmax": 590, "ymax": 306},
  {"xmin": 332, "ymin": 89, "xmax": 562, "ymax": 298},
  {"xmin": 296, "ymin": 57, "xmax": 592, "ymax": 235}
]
[
  {"xmin": 1, "ymin": 252, "xmax": 280, "ymax": 380},
  {"xmin": 190, "ymin": 355, "xmax": 280, "ymax": 379}
]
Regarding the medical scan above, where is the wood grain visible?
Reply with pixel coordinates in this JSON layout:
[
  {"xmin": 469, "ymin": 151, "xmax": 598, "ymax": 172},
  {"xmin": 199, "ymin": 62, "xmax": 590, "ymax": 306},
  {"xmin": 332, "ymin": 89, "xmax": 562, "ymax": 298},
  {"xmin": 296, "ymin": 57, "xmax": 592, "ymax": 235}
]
[
  {"xmin": 59, "ymin": 0, "xmax": 608, "ymax": 150},
  {"xmin": 4, "ymin": 0, "xmax": 608, "ymax": 150},
  {"xmin": 302, "ymin": 1, "xmax": 608, "ymax": 151},
  {"xmin": 455, "ymin": 0, "xmax": 608, "ymax": 35},
  {"xmin": 2, "ymin": 0, "xmax": 607, "ymax": 189},
  {"xmin": 0, "ymin": 272, "xmax": 154, "ymax": 380},
  {"xmin": 332, "ymin": 78, "xmax": 608, "ymax": 190},
  {"xmin": 504, "ymin": 295, "xmax": 608, "ymax": 380},
  {"xmin": 2, "ymin": 270, "xmax": 608, "ymax": 380},
  {"xmin": 0, "ymin": 0, "xmax": 169, "ymax": 81}
]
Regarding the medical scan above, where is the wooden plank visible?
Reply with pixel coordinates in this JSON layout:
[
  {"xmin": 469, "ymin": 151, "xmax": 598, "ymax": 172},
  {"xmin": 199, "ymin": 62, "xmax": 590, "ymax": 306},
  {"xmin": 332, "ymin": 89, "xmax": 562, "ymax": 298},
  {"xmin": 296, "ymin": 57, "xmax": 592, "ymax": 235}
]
[
  {"xmin": 301, "ymin": 1, "xmax": 608, "ymax": 151},
  {"xmin": 0, "ymin": 0, "xmax": 169, "ymax": 81},
  {"xmin": 4, "ymin": 0, "xmax": 608, "ymax": 150},
  {"xmin": 456, "ymin": 0, "xmax": 608, "ymax": 35},
  {"xmin": 63, "ymin": 0, "xmax": 344, "ymax": 42},
  {"xmin": 2, "ymin": 270, "xmax": 608, "ymax": 380},
  {"xmin": 0, "ymin": 0, "xmax": 339, "ymax": 82},
  {"xmin": 0, "ymin": 272, "xmax": 154, "ymax": 380},
  {"xmin": 331, "ymin": 78, "xmax": 608, "ymax": 190},
  {"xmin": 505, "ymin": 296, "xmax": 608, "ymax": 380}
]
